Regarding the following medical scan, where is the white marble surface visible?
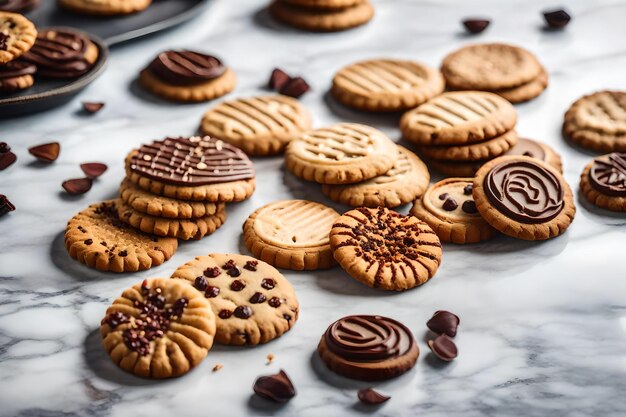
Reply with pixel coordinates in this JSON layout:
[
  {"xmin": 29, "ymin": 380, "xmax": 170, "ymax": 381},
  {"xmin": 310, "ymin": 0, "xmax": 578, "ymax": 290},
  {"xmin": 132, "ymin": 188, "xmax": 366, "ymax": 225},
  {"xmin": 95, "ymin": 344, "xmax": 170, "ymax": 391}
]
[{"xmin": 1, "ymin": 0, "xmax": 626, "ymax": 416}]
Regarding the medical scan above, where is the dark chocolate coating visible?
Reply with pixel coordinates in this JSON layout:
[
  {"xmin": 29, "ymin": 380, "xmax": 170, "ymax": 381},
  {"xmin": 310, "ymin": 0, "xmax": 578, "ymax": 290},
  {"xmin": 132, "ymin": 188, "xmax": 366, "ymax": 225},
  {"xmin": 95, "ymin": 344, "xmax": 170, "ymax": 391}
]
[
  {"xmin": 147, "ymin": 50, "xmax": 225, "ymax": 86},
  {"xmin": 0, "ymin": 0, "xmax": 39, "ymax": 12},
  {"xmin": 22, "ymin": 29, "xmax": 95, "ymax": 78},
  {"xmin": 505, "ymin": 138, "xmax": 547, "ymax": 161},
  {"xmin": 0, "ymin": 60, "xmax": 35, "ymax": 92},
  {"xmin": 589, "ymin": 152, "xmax": 626, "ymax": 196}
]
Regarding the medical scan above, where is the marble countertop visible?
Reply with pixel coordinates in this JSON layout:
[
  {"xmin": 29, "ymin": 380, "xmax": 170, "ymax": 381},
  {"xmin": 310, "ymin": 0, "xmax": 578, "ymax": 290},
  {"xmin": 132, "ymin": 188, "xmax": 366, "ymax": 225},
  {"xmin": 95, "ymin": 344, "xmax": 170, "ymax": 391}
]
[{"xmin": 1, "ymin": 0, "xmax": 626, "ymax": 416}]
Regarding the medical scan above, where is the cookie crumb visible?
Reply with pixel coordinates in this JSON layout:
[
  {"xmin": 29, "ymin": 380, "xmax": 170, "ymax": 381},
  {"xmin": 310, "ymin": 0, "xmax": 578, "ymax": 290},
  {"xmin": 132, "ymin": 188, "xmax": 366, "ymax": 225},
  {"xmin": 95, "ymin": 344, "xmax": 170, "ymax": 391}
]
[
  {"xmin": 212, "ymin": 364, "xmax": 223, "ymax": 372},
  {"xmin": 266, "ymin": 353, "xmax": 275, "ymax": 364}
]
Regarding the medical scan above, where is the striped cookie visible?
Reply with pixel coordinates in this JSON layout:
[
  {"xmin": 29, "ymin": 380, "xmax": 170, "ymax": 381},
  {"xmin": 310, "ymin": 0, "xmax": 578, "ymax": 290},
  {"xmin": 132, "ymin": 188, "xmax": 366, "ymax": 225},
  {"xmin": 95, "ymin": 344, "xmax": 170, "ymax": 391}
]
[
  {"xmin": 200, "ymin": 95, "xmax": 312, "ymax": 156},
  {"xmin": 331, "ymin": 59, "xmax": 444, "ymax": 112}
]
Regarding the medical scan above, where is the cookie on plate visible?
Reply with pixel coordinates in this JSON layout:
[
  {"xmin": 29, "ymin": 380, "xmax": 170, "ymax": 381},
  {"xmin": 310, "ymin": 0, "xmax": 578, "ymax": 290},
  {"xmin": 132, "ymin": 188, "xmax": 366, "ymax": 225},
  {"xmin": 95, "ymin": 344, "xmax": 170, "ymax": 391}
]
[
  {"xmin": 0, "ymin": 12, "xmax": 37, "ymax": 64},
  {"xmin": 473, "ymin": 155, "xmax": 576, "ymax": 240},
  {"xmin": 268, "ymin": 0, "xmax": 374, "ymax": 32},
  {"xmin": 400, "ymin": 91, "xmax": 517, "ymax": 145},
  {"xmin": 243, "ymin": 200, "xmax": 340, "ymax": 270},
  {"xmin": 504, "ymin": 137, "xmax": 562, "ymax": 172},
  {"xmin": 171, "ymin": 254, "xmax": 299, "ymax": 345},
  {"xmin": 322, "ymin": 145, "xmax": 430, "ymax": 208},
  {"xmin": 58, "ymin": 0, "xmax": 151, "ymax": 15},
  {"xmin": 330, "ymin": 207, "xmax": 442, "ymax": 291},
  {"xmin": 200, "ymin": 95, "xmax": 312, "ymax": 156},
  {"xmin": 22, "ymin": 28, "xmax": 99, "ymax": 78},
  {"xmin": 579, "ymin": 152, "xmax": 626, "ymax": 211},
  {"xmin": 126, "ymin": 136, "xmax": 255, "ymax": 202},
  {"xmin": 285, "ymin": 122, "xmax": 398, "ymax": 184},
  {"xmin": 281, "ymin": 0, "xmax": 363, "ymax": 8},
  {"xmin": 563, "ymin": 90, "xmax": 626, "ymax": 153},
  {"xmin": 317, "ymin": 314, "xmax": 419, "ymax": 381},
  {"xmin": 100, "ymin": 278, "xmax": 215, "ymax": 378},
  {"xmin": 417, "ymin": 129, "xmax": 518, "ymax": 161},
  {"xmin": 0, "ymin": 60, "xmax": 35, "ymax": 93},
  {"xmin": 410, "ymin": 178, "xmax": 496, "ymax": 244},
  {"xmin": 65, "ymin": 200, "xmax": 178, "ymax": 272},
  {"xmin": 331, "ymin": 58, "xmax": 444, "ymax": 112},
  {"xmin": 139, "ymin": 50, "xmax": 236, "ymax": 103}
]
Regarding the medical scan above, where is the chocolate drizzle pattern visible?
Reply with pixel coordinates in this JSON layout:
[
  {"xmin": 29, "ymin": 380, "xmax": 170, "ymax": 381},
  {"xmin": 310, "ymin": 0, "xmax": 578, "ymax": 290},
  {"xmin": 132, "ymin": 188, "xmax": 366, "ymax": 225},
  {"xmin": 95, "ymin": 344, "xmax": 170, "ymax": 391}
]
[
  {"xmin": 324, "ymin": 315, "xmax": 415, "ymax": 362},
  {"xmin": 589, "ymin": 152, "xmax": 626, "ymax": 196},
  {"xmin": 484, "ymin": 160, "xmax": 564, "ymax": 224},
  {"xmin": 130, "ymin": 137, "xmax": 254, "ymax": 186},
  {"xmin": 22, "ymin": 29, "xmax": 95, "ymax": 78},
  {"xmin": 147, "ymin": 50, "xmax": 225, "ymax": 86},
  {"xmin": 0, "ymin": 0, "xmax": 39, "ymax": 12}
]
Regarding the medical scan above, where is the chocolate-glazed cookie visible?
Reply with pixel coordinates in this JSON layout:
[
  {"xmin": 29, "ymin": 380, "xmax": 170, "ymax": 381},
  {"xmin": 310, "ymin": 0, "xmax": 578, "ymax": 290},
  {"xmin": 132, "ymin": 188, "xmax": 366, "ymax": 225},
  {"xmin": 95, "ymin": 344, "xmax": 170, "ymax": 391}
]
[
  {"xmin": 317, "ymin": 315, "xmax": 419, "ymax": 381},
  {"xmin": 22, "ymin": 28, "xmax": 98, "ymax": 78},
  {"xmin": 504, "ymin": 138, "xmax": 563, "ymax": 173},
  {"xmin": 0, "ymin": 0, "xmax": 39, "ymax": 12},
  {"xmin": 580, "ymin": 152, "xmax": 626, "ymax": 211},
  {"xmin": 0, "ymin": 59, "xmax": 35, "ymax": 93}
]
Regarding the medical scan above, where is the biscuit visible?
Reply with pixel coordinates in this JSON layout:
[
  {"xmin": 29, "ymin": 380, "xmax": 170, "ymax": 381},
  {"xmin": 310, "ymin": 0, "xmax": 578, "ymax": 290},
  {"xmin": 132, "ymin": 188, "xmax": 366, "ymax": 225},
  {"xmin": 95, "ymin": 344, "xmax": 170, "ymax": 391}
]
[
  {"xmin": 0, "ymin": 60, "xmax": 34, "ymax": 93},
  {"xmin": 285, "ymin": 122, "xmax": 398, "ymax": 184},
  {"xmin": 65, "ymin": 200, "xmax": 178, "ymax": 273},
  {"xmin": 330, "ymin": 207, "xmax": 442, "ymax": 291},
  {"xmin": 400, "ymin": 91, "xmax": 517, "ymax": 145},
  {"xmin": 139, "ymin": 50, "xmax": 236, "ymax": 103},
  {"xmin": 417, "ymin": 129, "xmax": 518, "ymax": 161},
  {"xmin": 410, "ymin": 178, "xmax": 496, "ymax": 244},
  {"xmin": 126, "ymin": 136, "xmax": 255, "ymax": 202},
  {"xmin": 58, "ymin": 0, "xmax": 151, "ymax": 15},
  {"xmin": 171, "ymin": 254, "xmax": 299, "ymax": 345},
  {"xmin": 322, "ymin": 145, "xmax": 430, "ymax": 208},
  {"xmin": 0, "ymin": 12, "xmax": 37, "ymax": 64},
  {"xmin": 100, "ymin": 278, "xmax": 215, "ymax": 379},
  {"xmin": 200, "ymin": 95, "xmax": 312, "ymax": 156},
  {"xmin": 281, "ymin": 0, "xmax": 363, "ymax": 8},
  {"xmin": 119, "ymin": 179, "xmax": 218, "ymax": 219},
  {"xmin": 579, "ymin": 152, "xmax": 626, "ymax": 212},
  {"xmin": 243, "ymin": 200, "xmax": 340, "ymax": 270},
  {"xmin": 563, "ymin": 90, "xmax": 626, "ymax": 153},
  {"xmin": 269, "ymin": 0, "xmax": 374, "ymax": 32},
  {"xmin": 317, "ymin": 315, "xmax": 419, "ymax": 381},
  {"xmin": 493, "ymin": 67, "xmax": 548, "ymax": 104},
  {"xmin": 441, "ymin": 43, "xmax": 543, "ymax": 91},
  {"xmin": 117, "ymin": 199, "xmax": 226, "ymax": 241},
  {"xmin": 331, "ymin": 59, "xmax": 444, "ymax": 112},
  {"xmin": 473, "ymin": 156, "xmax": 576, "ymax": 240},
  {"xmin": 504, "ymin": 137, "xmax": 563, "ymax": 173}
]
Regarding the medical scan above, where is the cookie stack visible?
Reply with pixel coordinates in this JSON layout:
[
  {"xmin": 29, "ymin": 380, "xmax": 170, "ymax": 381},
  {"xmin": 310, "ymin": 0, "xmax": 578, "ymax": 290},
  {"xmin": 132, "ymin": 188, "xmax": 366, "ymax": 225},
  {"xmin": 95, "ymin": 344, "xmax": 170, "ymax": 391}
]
[
  {"xmin": 118, "ymin": 136, "xmax": 255, "ymax": 240},
  {"xmin": 400, "ymin": 91, "xmax": 519, "ymax": 177},
  {"xmin": 0, "ymin": 12, "xmax": 36, "ymax": 94},
  {"xmin": 268, "ymin": 0, "xmax": 374, "ymax": 32}
]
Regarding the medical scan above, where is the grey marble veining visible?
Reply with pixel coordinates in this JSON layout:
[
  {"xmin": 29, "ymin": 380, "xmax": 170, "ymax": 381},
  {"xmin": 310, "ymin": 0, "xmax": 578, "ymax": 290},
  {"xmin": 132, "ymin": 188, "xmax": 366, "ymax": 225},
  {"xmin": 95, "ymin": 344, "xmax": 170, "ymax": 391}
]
[{"xmin": 1, "ymin": 0, "xmax": 626, "ymax": 416}]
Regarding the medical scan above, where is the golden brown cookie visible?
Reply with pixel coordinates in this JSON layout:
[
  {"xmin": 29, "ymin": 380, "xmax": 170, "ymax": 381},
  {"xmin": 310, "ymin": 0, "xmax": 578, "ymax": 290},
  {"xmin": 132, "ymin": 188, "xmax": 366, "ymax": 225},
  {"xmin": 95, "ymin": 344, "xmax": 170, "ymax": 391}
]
[
  {"xmin": 65, "ymin": 200, "xmax": 178, "ymax": 273},
  {"xmin": 493, "ymin": 67, "xmax": 548, "ymax": 104},
  {"xmin": 322, "ymin": 145, "xmax": 430, "ymax": 208},
  {"xmin": 100, "ymin": 278, "xmax": 215, "ymax": 379},
  {"xmin": 0, "ymin": 60, "xmax": 34, "ymax": 92},
  {"xmin": 418, "ymin": 129, "xmax": 518, "ymax": 161},
  {"xmin": 441, "ymin": 43, "xmax": 543, "ymax": 91},
  {"xmin": 331, "ymin": 59, "xmax": 444, "ymax": 112},
  {"xmin": 119, "ymin": 179, "xmax": 218, "ymax": 219},
  {"xmin": 410, "ymin": 178, "xmax": 496, "ymax": 244},
  {"xmin": 579, "ymin": 152, "xmax": 626, "ymax": 212},
  {"xmin": 504, "ymin": 137, "xmax": 563, "ymax": 173},
  {"xmin": 563, "ymin": 90, "xmax": 626, "ymax": 153},
  {"xmin": 282, "ymin": 0, "xmax": 363, "ymax": 9},
  {"xmin": 0, "ymin": 12, "xmax": 36, "ymax": 64},
  {"xmin": 330, "ymin": 207, "xmax": 442, "ymax": 291},
  {"xmin": 285, "ymin": 122, "xmax": 398, "ymax": 184},
  {"xmin": 58, "ymin": 0, "xmax": 151, "ymax": 15},
  {"xmin": 268, "ymin": 0, "xmax": 374, "ymax": 32},
  {"xmin": 400, "ymin": 91, "xmax": 517, "ymax": 145},
  {"xmin": 317, "ymin": 314, "xmax": 419, "ymax": 381},
  {"xmin": 199, "ymin": 95, "xmax": 312, "ymax": 156},
  {"xmin": 243, "ymin": 200, "xmax": 340, "ymax": 270},
  {"xmin": 473, "ymin": 155, "xmax": 576, "ymax": 240},
  {"xmin": 171, "ymin": 254, "xmax": 299, "ymax": 345},
  {"xmin": 117, "ymin": 199, "xmax": 226, "ymax": 241},
  {"xmin": 125, "ymin": 137, "xmax": 255, "ymax": 202}
]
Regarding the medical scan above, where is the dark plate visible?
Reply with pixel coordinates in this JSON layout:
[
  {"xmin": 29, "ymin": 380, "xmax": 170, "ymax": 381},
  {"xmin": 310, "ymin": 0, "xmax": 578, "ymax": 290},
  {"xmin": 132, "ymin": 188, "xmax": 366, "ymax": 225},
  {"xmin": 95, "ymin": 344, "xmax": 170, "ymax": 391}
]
[
  {"xmin": 0, "ymin": 28, "xmax": 108, "ymax": 118},
  {"xmin": 24, "ymin": 0, "xmax": 208, "ymax": 45}
]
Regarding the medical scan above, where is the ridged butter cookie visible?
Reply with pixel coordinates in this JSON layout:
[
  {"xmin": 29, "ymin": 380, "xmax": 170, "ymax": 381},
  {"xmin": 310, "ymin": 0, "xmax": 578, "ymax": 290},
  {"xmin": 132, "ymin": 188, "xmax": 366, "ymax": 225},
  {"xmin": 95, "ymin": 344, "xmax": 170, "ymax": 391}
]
[
  {"xmin": 579, "ymin": 152, "xmax": 626, "ymax": 211},
  {"xmin": 268, "ymin": 0, "xmax": 374, "ymax": 32},
  {"xmin": 417, "ymin": 129, "xmax": 518, "ymax": 161},
  {"xmin": 0, "ymin": 12, "xmax": 37, "ymax": 64}
]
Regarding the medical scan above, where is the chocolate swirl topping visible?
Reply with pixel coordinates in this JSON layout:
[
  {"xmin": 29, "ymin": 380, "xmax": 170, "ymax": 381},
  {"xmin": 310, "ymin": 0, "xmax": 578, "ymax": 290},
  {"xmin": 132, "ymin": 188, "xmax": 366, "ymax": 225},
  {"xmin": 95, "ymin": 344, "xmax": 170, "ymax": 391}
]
[
  {"xmin": 484, "ymin": 159, "xmax": 564, "ymax": 224},
  {"xmin": 130, "ymin": 136, "xmax": 254, "ymax": 186},
  {"xmin": 22, "ymin": 29, "xmax": 95, "ymax": 78},
  {"xmin": 0, "ymin": 60, "xmax": 36, "ymax": 92},
  {"xmin": 147, "ymin": 50, "xmax": 225, "ymax": 86},
  {"xmin": 324, "ymin": 315, "xmax": 415, "ymax": 362},
  {"xmin": 589, "ymin": 152, "xmax": 626, "ymax": 196},
  {"xmin": 505, "ymin": 138, "xmax": 547, "ymax": 161},
  {"xmin": 0, "ymin": 0, "xmax": 39, "ymax": 12}
]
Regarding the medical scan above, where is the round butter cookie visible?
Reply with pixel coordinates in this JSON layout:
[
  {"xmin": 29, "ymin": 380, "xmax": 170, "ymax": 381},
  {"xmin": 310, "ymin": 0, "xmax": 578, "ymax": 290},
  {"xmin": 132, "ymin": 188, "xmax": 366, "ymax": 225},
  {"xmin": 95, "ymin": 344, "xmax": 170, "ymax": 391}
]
[
  {"xmin": 0, "ymin": 12, "xmax": 37, "ymax": 64},
  {"xmin": 58, "ymin": 0, "xmax": 151, "ymax": 16},
  {"xmin": 579, "ymin": 152, "xmax": 626, "ymax": 211},
  {"xmin": 268, "ymin": 0, "xmax": 374, "ymax": 32},
  {"xmin": 417, "ymin": 129, "xmax": 518, "ymax": 161}
]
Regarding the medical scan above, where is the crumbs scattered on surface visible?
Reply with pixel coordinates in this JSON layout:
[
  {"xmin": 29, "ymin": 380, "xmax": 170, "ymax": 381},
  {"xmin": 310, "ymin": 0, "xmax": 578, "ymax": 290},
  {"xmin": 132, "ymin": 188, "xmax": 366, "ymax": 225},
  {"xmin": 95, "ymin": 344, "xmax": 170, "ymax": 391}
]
[
  {"xmin": 266, "ymin": 353, "xmax": 275, "ymax": 365},
  {"xmin": 212, "ymin": 364, "xmax": 223, "ymax": 372}
]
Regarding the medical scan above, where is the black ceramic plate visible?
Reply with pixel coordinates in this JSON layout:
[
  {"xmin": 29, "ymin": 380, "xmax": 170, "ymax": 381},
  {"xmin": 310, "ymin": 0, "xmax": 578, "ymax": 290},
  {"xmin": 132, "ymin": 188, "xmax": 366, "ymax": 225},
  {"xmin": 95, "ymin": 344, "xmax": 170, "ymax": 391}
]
[
  {"xmin": 24, "ymin": 0, "xmax": 208, "ymax": 45},
  {"xmin": 0, "ymin": 28, "xmax": 108, "ymax": 118}
]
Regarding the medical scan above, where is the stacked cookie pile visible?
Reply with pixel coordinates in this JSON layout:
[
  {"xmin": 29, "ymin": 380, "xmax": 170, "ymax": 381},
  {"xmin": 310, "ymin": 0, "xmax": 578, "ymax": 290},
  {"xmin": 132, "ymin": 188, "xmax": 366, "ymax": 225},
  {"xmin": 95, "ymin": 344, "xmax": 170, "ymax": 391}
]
[{"xmin": 268, "ymin": 0, "xmax": 374, "ymax": 32}]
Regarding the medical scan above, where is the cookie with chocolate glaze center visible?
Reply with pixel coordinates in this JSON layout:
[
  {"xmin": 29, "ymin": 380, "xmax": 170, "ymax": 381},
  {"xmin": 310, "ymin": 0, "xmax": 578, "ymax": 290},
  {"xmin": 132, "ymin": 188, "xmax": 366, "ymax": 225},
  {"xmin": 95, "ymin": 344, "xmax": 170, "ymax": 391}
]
[
  {"xmin": 504, "ymin": 137, "xmax": 563, "ymax": 172},
  {"xmin": 579, "ymin": 152, "xmax": 626, "ymax": 211},
  {"xmin": 0, "ymin": 59, "xmax": 35, "ymax": 92}
]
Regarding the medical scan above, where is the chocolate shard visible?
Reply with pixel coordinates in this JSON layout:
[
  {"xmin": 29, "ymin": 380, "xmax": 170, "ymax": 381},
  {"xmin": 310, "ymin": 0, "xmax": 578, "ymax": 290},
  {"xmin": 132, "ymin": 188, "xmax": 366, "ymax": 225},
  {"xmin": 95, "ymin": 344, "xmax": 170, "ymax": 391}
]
[
  {"xmin": 0, "ymin": 151, "xmax": 17, "ymax": 171},
  {"xmin": 80, "ymin": 162, "xmax": 108, "ymax": 178},
  {"xmin": 543, "ymin": 9, "xmax": 571, "ymax": 29},
  {"xmin": 462, "ymin": 19, "xmax": 490, "ymax": 34},
  {"xmin": 268, "ymin": 68, "xmax": 290, "ymax": 91},
  {"xmin": 82, "ymin": 102, "xmax": 105, "ymax": 114},
  {"xmin": 279, "ymin": 77, "xmax": 310, "ymax": 98},
  {"xmin": 426, "ymin": 310, "xmax": 460, "ymax": 337},
  {"xmin": 0, "ymin": 195, "xmax": 16, "ymax": 217},
  {"xmin": 253, "ymin": 370, "xmax": 296, "ymax": 403},
  {"xmin": 357, "ymin": 388, "xmax": 390, "ymax": 405},
  {"xmin": 28, "ymin": 142, "xmax": 60, "ymax": 162},
  {"xmin": 62, "ymin": 178, "xmax": 93, "ymax": 195},
  {"xmin": 428, "ymin": 334, "xmax": 458, "ymax": 362}
]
